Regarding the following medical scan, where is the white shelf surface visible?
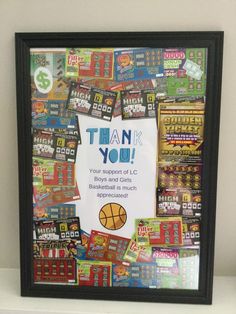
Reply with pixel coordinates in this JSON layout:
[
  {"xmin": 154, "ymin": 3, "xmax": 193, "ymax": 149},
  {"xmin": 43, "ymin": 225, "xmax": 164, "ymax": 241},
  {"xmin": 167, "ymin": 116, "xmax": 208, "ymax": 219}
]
[{"xmin": 0, "ymin": 269, "xmax": 235, "ymax": 314}]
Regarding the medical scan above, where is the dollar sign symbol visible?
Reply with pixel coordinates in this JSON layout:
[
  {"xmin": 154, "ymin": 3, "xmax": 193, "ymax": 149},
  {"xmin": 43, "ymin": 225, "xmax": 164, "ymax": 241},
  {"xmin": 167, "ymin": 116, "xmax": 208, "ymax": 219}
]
[{"xmin": 36, "ymin": 71, "xmax": 50, "ymax": 90}]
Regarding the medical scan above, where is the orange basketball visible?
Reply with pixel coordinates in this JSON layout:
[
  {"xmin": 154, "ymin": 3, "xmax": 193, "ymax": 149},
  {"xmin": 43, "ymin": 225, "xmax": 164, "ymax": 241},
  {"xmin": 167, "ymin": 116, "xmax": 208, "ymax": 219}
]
[{"xmin": 99, "ymin": 203, "xmax": 127, "ymax": 230}]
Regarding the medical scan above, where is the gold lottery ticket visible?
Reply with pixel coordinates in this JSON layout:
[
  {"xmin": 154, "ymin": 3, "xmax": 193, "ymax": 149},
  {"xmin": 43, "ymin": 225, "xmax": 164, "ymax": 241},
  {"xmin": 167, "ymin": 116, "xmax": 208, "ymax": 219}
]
[{"xmin": 158, "ymin": 102, "xmax": 205, "ymax": 163}]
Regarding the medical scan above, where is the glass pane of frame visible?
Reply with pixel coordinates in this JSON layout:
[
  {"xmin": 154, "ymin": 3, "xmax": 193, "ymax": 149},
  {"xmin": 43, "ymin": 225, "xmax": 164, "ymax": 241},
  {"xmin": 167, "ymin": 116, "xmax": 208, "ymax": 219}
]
[{"xmin": 31, "ymin": 46, "xmax": 205, "ymax": 290}]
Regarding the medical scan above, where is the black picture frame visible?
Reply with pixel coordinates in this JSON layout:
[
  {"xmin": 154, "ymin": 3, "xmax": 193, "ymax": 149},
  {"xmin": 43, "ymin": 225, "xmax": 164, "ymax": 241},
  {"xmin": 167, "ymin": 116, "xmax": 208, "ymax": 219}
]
[{"xmin": 15, "ymin": 31, "xmax": 224, "ymax": 304}]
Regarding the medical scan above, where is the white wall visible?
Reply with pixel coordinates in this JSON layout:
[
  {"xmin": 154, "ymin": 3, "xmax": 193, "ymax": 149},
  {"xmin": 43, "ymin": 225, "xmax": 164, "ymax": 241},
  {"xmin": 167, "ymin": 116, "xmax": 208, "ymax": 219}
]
[{"xmin": 0, "ymin": 0, "xmax": 235, "ymax": 275}]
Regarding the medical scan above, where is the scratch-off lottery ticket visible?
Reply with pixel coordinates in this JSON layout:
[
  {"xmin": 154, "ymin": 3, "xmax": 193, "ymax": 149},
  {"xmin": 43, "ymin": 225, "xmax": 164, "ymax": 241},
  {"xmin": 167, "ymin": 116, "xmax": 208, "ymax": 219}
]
[
  {"xmin": 33, "ymin": 204, "xmax": 76, "ymax": 220},
  {"xmin": 32, "ymin": 100, "xmax": 79, "ymax": 134},
  {"xmin": 158, "ymin": 102, "xmax": 205, "ymax": 163},
  {"xmin": 156, "ymin": 188, "xmax": 202, "ymax": 217},
  {"xmin": 163, "ymin": 48, "xmax": 186, "ymax": 77},
  {"xmin": 31, "ymin": 50, "xmax": 69, "ymax": 100},
  {"xmin": 157, "ymin": 163, "xmax": 202, "ymax": 190},
  {"xmin": 67, "ymin": 82, "xmax": 117, "ymax": 121},
  {"xmin": 152, "ymin": 247, "xmax": 179, "ymax": 274},
  {"xmin": 33, "ymin": 158, "xmax": 76, "ymax": 187},
  {"xmin": 34, "ymin": 258, "xmax": 76, "ymax": 284},
  {"xmin": 33, "ymin": 184, "xmax": 80, "ymax": 208},
  {"xmin": 33, "ymin": 240, "xmax": 80, "ymax": 259},
  {"xmin": 123, "ymin": 239, "xmax": 153, "ymax": 263},
  {"xmin": 121, "ymin": 90, "xmax": 157, "ymax": 119},
  {"xmin": 182, "ymin": 217, "xmax": 200, "ymax": 246},
  {"xmin": 76, "ymin": 230, "xmax": 90, "ymax": 260},
  {"xmin": 65, "ymin": 48, "xmax": 114, "ymax": 80},
  {"xmin": 77, "ymin": 260, "xmax": 112, "ymax": 287},
  {"xmin": 34, "ymin": 217, "xmax": 82, "ymax": 242},
  {"xmin": 33, "ymin": 129, "xmax": 78, "ymax": 163},
  {"xmin": 135, "ymin": 217, "xmax": 183, "ymax": 247},
  {"xmin": 152, "ymin": 247, "xmax": 181, "ymax": 289},
  {"xmin": 179, "ymin": 247, "xmax": 199, "ymax": 289},
  {"xmin": 167, "ymin": 48, "xmax": 207, "ymax": 96},
  {"xmin": 86, "ymin": 230, "xmax": 130, "ymax": 264},
  {"xmin": 114, "ymin": 48, "xmax": 164, "ymax": 82},
  {"xmin": 111, "ymin": 79, "xmax": 155, "ymax": 117},
  {"xmin": 112, "ymin": 262, "xmax": 157, "ymax": 288}
]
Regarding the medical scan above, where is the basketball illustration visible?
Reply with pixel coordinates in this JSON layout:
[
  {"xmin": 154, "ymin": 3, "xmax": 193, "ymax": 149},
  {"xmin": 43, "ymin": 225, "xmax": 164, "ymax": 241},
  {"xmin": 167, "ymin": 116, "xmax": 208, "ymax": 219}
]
[{"xmin": 99, "ymin": 203, "xmax": 127, "ymax": 230}]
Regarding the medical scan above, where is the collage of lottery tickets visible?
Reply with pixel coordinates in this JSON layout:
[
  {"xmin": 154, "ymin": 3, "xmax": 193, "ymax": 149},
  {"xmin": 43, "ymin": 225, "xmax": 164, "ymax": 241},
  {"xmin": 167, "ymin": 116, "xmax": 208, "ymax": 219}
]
[{"xmin": 31, "ymin": 47, "xmax": 206, "ymax": 289}]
